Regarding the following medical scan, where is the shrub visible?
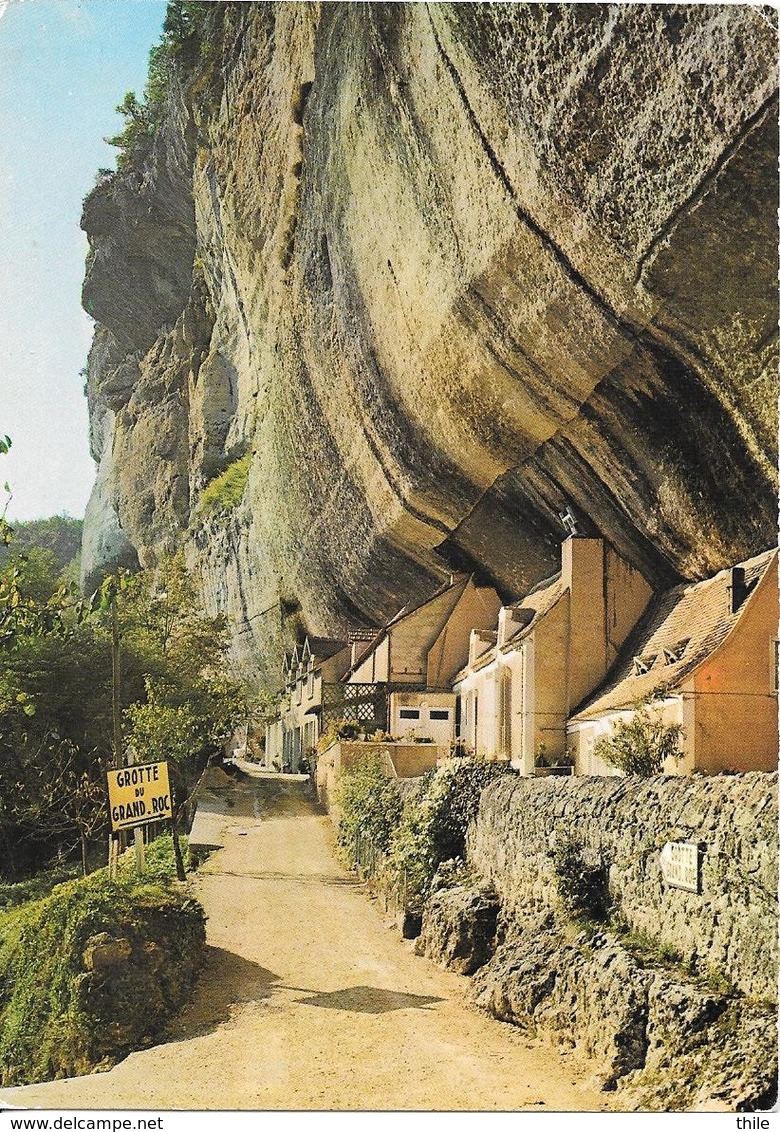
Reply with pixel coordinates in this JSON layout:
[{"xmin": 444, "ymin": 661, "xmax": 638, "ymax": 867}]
[
  {"xmin": 0, "ymin": 864, "xmax": 80, "ymax": 912},
  {"xmin": 551, "ymin": 835, "xmax": 610, "ymax": 922},
  {"xmin": 0, "ymin": 845, "xmax": 205, "ymax": 1087},
  {"xmin": 336, "ymin": 719, "xmax": 361, "ymax": 740},
  {"xmin": 106, "ymin": 2, "xmax": 220, "ymax": 171},
  {"xmin": 335, "ymin": 754, "xmax": 403, "ymax": 865},
  {"xmin": 593, "ymin": 707, "xmax": 684, "ymax": 776},
  {"xmin": 197, "ymin": 453, "xmax": 252, "ymax": 520},
  {"xmin": 387, "ymin": 758, "xmax": 514, "ymax": 911}
]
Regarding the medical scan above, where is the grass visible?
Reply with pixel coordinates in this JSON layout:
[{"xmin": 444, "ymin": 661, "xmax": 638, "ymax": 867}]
[
  {"xmin": 197, "ymin": 453, "xmax": 251, "ymax": 521},
  {"xmin": 0, "ymin": 864, "xmax": 81, "ymax": 912},
  {"xmin": 0, "ymin": 836, "xmax": 205, "ymax": 1087}
]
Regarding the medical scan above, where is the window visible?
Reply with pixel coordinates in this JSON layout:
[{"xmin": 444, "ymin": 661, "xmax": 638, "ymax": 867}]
[
  {"xmin": 307, "ymin": 669, "xmax": 314, "ymax": 698},
  {"xmin": 632, "ymin": 654, "xmax": 657, "ymax": 676},
  {"xmin": 663, "ymin": 640, "xmax": 689, "ymax": 665},
  {"xmin": 429, "ymin": 709, "xmax": 450, "ymax": 721},
  {"xmin": 399, "ymin": 708, "xmax": 420, "ymax": 720}
]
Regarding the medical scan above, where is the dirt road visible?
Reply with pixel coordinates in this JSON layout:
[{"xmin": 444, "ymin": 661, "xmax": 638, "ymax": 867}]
[{"xmin": 0, "ymin": 767, "xmax": 605, "ymax": 1111}]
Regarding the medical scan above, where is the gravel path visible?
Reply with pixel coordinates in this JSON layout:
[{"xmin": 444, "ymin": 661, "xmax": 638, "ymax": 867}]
[{"xmin": 0, "ymin": 766, "xmax": 605, "ymax": 1111}]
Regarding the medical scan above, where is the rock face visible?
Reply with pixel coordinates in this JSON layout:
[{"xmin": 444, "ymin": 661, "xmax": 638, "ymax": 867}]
[
  {"xmin": 80, "ymin": 3, "xmax": 778, "ymax": 681},
  {"xmin": 470, "ymin": 913, "xmax": 778, "ymax": 1110},
  {"xmin": 415, "ymin": 872, "xmax": 499, "ymax": 974}
]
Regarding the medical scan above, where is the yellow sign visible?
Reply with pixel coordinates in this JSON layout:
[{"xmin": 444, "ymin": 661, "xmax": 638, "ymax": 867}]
[{"xmin": 107, "ymin": 761, "xmax": 172, "ymax": 831}]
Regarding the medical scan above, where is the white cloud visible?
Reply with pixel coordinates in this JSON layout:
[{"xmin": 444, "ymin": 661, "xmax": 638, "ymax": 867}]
[{"xmin": 0, "ymin": 0, "xmax": 33, "ymax": 23}]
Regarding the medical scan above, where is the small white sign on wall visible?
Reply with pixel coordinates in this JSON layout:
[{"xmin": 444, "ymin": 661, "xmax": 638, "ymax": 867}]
[{"xmin": 660, "ymin": 840, "xmax": 700, "ymax": 893}]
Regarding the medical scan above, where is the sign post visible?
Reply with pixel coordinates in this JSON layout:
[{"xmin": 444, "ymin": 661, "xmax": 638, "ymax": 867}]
[{"xmin": 106, "ymin": 761, "xmax": 173, "ymax": 877}]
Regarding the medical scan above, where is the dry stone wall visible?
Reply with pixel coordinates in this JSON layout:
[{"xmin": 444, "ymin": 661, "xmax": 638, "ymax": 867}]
[{"xmin": 468, "ymin": 772, "xmax": 777, "ymax": 1001}]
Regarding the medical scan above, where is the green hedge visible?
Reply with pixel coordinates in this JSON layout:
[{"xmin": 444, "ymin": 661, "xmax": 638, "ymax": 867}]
[
  {"xmin": 0, "ymin": 838, "xmax": 205, "ymax": 1086},
  {"xmin": 387, "ymin": 759, "xmax": 515, "ymax": 910},
  {"xmin": 335, "ymin": 754, "xmax": 403, "ymax": 864},
  {"xmin": 336, "ymin": 755, "xmax": 515, "ymax": 913}
]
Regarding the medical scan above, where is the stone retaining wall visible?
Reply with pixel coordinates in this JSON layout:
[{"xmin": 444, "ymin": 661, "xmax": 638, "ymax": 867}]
[{"xmin": 468, "ymin": 773, "xmax": 777, "ymax": 1001}]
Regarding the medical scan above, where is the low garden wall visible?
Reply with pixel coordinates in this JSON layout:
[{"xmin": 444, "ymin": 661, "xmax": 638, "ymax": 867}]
[
  {"xmin": 316, "ymin": 739, "xmax": 443, "ymax": 814},
  {"xmin": 468, "ymin": 772, "xmax": 777, "ymax": 1001}
]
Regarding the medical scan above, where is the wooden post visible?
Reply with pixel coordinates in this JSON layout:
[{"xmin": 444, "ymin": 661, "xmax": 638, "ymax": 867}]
[
  {"xmin": 111, "ymin": 585, "xmax": 122, "ymax": 773},
  {"xmin": 110, "ymin": 580, "xmax": 127, "ymax": 857},
  {"xmin": 171, "ymin": 816, "xmax": 186, "ymax": 881},
  {"xmin": 108, "ymin": 833, "xmax": 119, "ymax": 880},
  {"xmin": 133, "ymin": 828, "xmax": 145, "ymax": 877},
  {"xmin": 126, "ymin": 748, "xmax": 145, "ymax": 878}
]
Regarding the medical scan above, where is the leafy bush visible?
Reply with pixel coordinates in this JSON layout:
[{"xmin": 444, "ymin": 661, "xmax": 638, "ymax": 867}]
[
  {"xmin": 593, "ymin": 707, "xmax": 684, "ymax": 776},
  {"xmin": 335, "ymin": 754, "xmax": 403, "ymax": 865},
  {"xmin": 0, "ymin": 851, "xmax": 205, "ymax": 1086},
  {"xmin": 336, "ymin": 720, "xmax": 361, "ymax": 740},
  {"xmin": 552, "ymin": 835, "xmax": 610, "ymax": 922},
  {"xmin": 197, "ymin": 454, "xmax": 252, "ymax": 520},
  {"xmin": 0, "ymin": 864, "xmax": 80, "ymax": 912},
  {"xmin": 387, "ymin": 759, "xmax": 514, "ymax": 911}
]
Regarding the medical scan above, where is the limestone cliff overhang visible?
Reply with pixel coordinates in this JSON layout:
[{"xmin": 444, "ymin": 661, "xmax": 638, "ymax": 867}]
[{"xmin": 570, "ymin": 548, "xmax": 778, "ymax": 722}]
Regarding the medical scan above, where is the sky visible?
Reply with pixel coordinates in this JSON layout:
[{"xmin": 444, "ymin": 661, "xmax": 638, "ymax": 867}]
[{"xmin": 0, "ymin": 0, "xmax": 167, "ymax": 521}]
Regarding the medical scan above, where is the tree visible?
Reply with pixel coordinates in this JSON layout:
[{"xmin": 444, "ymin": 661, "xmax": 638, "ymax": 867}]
[
  {"xmin": 0, "ymin": 550, "xmax": 247, "ymax": 879},
  {"xmin": 105, "ymin": 2, "xmax": 216, "ymax": 170},
  {"xmin": 593, "ymin": 706, "xmax": 684, "ymax": 776},
  {"xmin": 106, "ymin": 92, "xmax": 154, "ymax": 170},
  {"xmin": 118, "ymin": 554, "xmax": 246, "ymax": 785},
  {"xmin": 0, "ymin": 621, "xmax": 120, "ymax": 876},
  {"xmin": 0, "ymin": 515, "xmax": 82, "ymax": 575}
]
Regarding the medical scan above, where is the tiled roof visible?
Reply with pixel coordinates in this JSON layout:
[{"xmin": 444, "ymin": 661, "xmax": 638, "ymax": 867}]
[
  {"xmin": 306, "ymin": 636, "xmax": 348, "ymax": 662},
  {"xmin": 385, "ymin": 573, "xmax": 470, "ymax": 629},
  {"xmin": 572, "ymin": 549, "xmax": 777, "ymax": 720},
  {"xmin": 340, "ymin": 575, "xmax": 472, "ymax": 679},
  {"xmin": 502, "ymin": 571, "xmax": 565, "ymax": 647}
]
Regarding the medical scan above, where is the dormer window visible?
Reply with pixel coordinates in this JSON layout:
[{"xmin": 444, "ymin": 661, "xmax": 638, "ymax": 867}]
[
  {"xmin": 632, "ymin": 654, "xmax": 657, "ymax": 676},
  {"xmin": 663, "ymin": 640, "xmax": 690, "ymax": 665}
]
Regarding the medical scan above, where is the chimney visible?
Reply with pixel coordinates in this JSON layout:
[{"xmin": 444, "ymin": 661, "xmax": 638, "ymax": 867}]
[
  {"xmin": 728, "ymin": 566, "xmax": 749, "ymax": 614},
  {"xmin": 348, "ymin": 628, "xmax": 376, "ymax": 667},
  {"xmin": 562, "ymin": 536, "xmax": 608, "ymax": 710}
]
